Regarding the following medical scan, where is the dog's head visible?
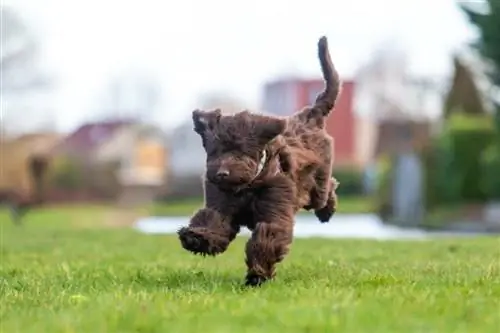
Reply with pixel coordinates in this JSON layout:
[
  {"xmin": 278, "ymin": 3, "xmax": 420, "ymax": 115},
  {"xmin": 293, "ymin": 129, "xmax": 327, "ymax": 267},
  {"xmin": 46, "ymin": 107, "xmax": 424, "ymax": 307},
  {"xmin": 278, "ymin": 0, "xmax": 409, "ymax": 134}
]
[{"xmin": 192, "ymin": 109, "xmax": 286, "ymax": 191}]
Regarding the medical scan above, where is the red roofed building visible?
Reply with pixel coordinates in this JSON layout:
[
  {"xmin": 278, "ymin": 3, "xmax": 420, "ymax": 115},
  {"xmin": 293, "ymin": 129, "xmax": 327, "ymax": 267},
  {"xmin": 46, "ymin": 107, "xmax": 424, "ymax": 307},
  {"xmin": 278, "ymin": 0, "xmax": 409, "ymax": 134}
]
[{"xmin": 261, "ymin": 77, "xmax": 375, "ymax": 168}]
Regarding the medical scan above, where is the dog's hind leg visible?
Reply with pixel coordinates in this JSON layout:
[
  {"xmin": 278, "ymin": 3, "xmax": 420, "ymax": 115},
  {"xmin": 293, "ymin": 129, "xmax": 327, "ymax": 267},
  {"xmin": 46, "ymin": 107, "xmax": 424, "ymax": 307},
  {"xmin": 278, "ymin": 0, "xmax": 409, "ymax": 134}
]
[
  {"xmin": 309, "ymin": 164, "xmax": 330, "ymax": 209},
  {"xmin": 243, "ymin": 175, "xmax": 295, "ymax": 287},
  {"xmin": 314, "ymin": 177, "xmax": 339, "ymax": 223},
  {"xmin": 244, "ymin": 222, "xmax": 293, "ymax": 287},
  {"xmin": 308, "ymin": 138, "xmax": 334, "ymax": 211}
]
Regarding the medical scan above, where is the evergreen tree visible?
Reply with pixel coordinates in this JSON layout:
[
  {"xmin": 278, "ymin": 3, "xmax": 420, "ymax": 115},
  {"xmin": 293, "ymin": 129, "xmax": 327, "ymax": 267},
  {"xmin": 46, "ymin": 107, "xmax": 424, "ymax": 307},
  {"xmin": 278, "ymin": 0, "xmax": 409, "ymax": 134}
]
[
  {"xmin": 461, "ymin": 0, "xmax": 500, "ymax": 127},
  {"xmin": 461, "ymin": 0, "xmax": 500, "ymax": 86}
]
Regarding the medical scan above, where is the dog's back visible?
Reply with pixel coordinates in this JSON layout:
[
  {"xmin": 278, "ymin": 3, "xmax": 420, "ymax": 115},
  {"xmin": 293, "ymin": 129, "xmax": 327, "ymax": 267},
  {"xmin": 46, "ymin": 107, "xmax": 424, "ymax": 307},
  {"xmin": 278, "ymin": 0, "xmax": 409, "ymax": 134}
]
[
  {"xmin": 280, "ymin": 34, "xmax": 341, "ymax": 179},
  {"xmin": 276, "ymin": 36, "xmax": 342, "ymax": 220}
]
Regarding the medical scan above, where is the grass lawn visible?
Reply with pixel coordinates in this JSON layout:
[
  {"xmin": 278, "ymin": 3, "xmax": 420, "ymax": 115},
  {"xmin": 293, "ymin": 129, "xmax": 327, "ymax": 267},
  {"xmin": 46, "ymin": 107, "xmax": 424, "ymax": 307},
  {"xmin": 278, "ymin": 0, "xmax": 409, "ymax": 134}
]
[
  {"xmin": 1, "ymin": 206, "xmax": 500, "ymax": 332},
  {"xmin": 150, "ymin": 195, "xmax": 374, "ymax": 217}
]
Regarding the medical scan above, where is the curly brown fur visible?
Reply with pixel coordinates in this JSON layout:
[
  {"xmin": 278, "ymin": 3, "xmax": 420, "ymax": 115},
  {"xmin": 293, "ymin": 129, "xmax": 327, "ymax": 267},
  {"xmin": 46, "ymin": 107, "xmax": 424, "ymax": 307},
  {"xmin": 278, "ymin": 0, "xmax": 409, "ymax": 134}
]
[
  {"xmin": 305, "ymin": 176, "xmax": 339, "ymax": 222},
  {"xmin": 177, "ymin": 36, "xmax": 342, "ymax": 287},
  {"xmin": 280, "ymin": 36, "xmax": 342, "ymax": 222}
]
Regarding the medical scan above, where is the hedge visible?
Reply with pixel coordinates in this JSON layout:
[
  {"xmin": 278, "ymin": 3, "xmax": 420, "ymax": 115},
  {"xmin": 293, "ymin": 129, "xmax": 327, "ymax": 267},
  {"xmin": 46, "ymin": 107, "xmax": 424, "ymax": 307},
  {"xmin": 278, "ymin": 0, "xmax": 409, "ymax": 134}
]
[
  {"xmin": 481, "ymin": 124, "xmax": 500, "ymax": 200},
  {"xmin": 372, "ymin": 154, "xmax": 394, "ymax": 219},
  {"xmin": 427, "ymin": 113, "xmax": 496, "ymax": 205},
  {"xmin": 49, "ymin": 157, "xmax": 84, "ymax": 190},
  {"xmin": 372, "ymin": 112, "xmax": 498, "ymax": 223},
  {"xmin": 332, "ymin": 167, "xmax": 365, "ymax": 196}
]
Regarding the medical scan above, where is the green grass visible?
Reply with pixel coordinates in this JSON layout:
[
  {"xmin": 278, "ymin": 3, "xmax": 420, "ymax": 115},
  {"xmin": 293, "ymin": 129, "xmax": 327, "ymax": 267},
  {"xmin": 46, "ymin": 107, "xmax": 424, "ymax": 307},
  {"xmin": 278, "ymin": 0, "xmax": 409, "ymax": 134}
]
[
  {"xmin": 151, "ymin": 195, "xmax": 374, "ymax": 217},
  {"xmin": 1, "ymin": 207, "xmax": 500, "ymax": 332}
]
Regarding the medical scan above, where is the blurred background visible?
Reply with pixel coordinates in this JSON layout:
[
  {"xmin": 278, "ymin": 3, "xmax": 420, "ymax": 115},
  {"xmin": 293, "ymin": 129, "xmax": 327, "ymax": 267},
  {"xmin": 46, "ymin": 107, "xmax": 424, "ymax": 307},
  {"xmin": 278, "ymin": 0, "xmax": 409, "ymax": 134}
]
[{"xmin": 1, "ymin": 0, "xmax": 499, "ymax": 233}]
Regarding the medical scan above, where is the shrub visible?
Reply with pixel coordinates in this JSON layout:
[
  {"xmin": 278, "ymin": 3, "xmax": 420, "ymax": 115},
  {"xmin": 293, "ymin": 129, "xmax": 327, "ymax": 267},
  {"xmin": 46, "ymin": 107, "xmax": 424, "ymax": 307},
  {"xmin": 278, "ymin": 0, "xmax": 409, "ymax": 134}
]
[
  {"xmin": 448, "ymin": 114, "xmax": 495, "ymax": 202},
  {"xmin": 49, "ymin": 157, "xmax": 84, "ymax": 190},
  {"xmin": 494, "ymin": 106, "xmax": 500, "ymax": 133},
  {"xmin": 87, "ymin": 160, "xmax": 122, "ymax": 199},
  {"xmin": 332, "ymin": 167, "xmax": 364, "ymax": 196},
  {"xmin": 481, "ymin": 111, "xmax": 500, "ymax": 201},
  {"xmin": 373, "ymin": 154, "xmax": 394, "ymax": 220},
  {"xmin": 429, "ymin": 131, "xmax": 462, "ymax": 205},
  {"xmin": 429, "ymin": 113, "xmax": 496, "ymax": 204},
  {"xmin": 420, "ymin": 142, "xmax": 440, "ymax": 210},
  {"xmin": 481, "ymin": 145, "xmax": 500, "ymax": 200}
]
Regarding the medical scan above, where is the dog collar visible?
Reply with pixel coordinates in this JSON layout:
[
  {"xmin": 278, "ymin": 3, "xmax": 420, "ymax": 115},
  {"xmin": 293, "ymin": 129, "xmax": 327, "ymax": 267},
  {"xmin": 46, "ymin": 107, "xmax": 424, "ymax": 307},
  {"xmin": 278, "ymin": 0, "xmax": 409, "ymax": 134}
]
[{"xmin": 255, "ymin": 149, "xmax": 267, "ymax": 177}]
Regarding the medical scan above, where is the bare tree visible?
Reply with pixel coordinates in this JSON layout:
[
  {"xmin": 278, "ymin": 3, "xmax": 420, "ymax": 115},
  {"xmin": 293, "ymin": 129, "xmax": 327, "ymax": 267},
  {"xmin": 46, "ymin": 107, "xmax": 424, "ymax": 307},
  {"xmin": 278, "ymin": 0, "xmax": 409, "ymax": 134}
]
[
  {"xmin": 94, "ymin": 70, "xmax": 162, "ymax": 123},
  {"xmin": 1, "ymin": 6, "xmax": 52, "ymax": 137},
  {"xmin": 198, "ymin": 91, "xmax": 249, "ymax": 114},
  {"xmin": 355, "ymin": 41, "xmax": 409, "ymax": 118},
  {"xmin": 354, "ymin": 40, "xmax": 443, "ymax": 121}
]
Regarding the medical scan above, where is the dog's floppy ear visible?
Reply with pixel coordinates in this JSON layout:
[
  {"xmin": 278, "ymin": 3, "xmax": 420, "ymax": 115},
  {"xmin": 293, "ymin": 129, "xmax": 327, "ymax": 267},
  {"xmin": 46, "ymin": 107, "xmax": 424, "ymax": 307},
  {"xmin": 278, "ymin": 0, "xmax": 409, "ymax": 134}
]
[
  {"xmin": 256, "ymin": 116, "xmax": 287, "ymax": 143},
  {"xmin": 192, "ymin": 109, "xmax": 222, "ymax": 135}
]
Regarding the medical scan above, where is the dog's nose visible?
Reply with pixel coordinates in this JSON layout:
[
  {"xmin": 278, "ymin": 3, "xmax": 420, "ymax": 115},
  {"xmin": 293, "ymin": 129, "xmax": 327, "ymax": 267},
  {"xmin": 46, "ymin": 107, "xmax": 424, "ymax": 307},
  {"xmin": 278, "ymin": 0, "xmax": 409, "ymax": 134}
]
[{"xmin": 216, "ymin": 169, "xmax": 230, "ymax": 180}]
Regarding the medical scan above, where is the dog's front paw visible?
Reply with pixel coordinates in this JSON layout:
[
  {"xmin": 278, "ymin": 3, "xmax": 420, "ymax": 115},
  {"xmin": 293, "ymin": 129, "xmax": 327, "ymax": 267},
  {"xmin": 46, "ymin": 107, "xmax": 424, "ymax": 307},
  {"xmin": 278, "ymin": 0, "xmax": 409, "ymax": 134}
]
[
  {"xmin": 178, "ymin": 227, "xmax": 230, "ymax": 256},
  {"xmin": 314, "ymin": 206, "xmax": 334, "ymax": 223},
  {"xmin": 244, "ymin": 273, "xmax": 268, "ymax": 287},
  {"xmin": 314, "ymin": 193, "xmax": 337, "ymax": 223},
  {"xmin": 178, "ymin": 227, "xmax": 213, "ymax": 256}
]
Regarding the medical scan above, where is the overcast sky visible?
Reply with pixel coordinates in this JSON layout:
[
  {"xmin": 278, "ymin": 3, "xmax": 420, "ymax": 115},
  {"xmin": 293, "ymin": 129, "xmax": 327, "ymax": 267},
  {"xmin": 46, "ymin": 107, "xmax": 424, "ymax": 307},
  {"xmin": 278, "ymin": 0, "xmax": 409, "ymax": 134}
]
[{"xmin": 4, "ymin": 0, "xmax": 478, "ymax": 133}]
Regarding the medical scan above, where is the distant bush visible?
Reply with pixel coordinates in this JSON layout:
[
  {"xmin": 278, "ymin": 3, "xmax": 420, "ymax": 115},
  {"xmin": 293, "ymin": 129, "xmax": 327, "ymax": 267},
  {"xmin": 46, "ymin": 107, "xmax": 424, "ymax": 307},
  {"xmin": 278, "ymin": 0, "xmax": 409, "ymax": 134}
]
[
  {"xmin": 447, "ymin": 114, "xmax": 495, "ymax": 202},
  {"xmin": 481, "ymin": 145, "xmax": 500, "ymax": 200},
  {"xmin": 420, "ymin": 141, "xmax": 442, "ymax": 210},
  {"xmin": 372, "ymin": 154, "xmax": 394, "ymax": 219},
  {"xmin": 480, "ymin": 110, "xmax": 500, "ymax": 201},
  {"xmin": 49, "ymin": 157, "xmax": 84, "ymax": 190},
  {"xmin": 427, "ymin": 131, "xmax": 462, "ymax": 205},
  {"xmin": 425, "ymin": 113, "xmax": 496, "ymax": 205},
  {"xmin": 332, "ymin": 167, "xmax": 364, "ymax": 196},
  {"xmin": 87, "ymin": 160, "xmax": 122, "ymax": 199},
  {"xmin": 48, "ymin": 157, "xmax": 121, "ymax": 199},
  {"xmin": 494, "ymin": 107, "xmax": 500, "ymax": 133}
]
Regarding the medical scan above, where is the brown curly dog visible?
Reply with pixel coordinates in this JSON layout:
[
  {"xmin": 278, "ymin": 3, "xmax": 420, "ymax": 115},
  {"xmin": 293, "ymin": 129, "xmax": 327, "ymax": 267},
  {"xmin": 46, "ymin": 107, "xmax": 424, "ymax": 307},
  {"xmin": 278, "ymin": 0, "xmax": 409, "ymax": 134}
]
[{"xmin": 178, "ymin": 36, "xmax": 342, "ymax": 287}]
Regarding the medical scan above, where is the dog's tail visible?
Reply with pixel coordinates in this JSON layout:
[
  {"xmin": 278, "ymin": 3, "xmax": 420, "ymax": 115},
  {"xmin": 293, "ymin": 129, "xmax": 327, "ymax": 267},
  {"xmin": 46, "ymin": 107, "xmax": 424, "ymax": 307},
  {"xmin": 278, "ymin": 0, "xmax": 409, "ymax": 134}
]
[{"xmin": 314, "ymin": 36, "xmax": 342, "ymax": 117}]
